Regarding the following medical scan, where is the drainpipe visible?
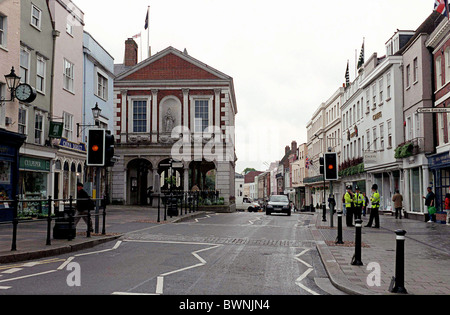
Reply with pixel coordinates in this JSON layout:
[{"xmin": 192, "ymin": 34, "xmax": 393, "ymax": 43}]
[{"xmin": 49, "ymin": 29, "xmax": 60, "ymax": 124}]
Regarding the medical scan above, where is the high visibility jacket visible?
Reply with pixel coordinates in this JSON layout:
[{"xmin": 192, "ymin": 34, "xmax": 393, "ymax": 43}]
[
  {"xmin": 353, "ymin": 193, "xmax": 365, "ymax": 207},
  {"xmin": 344, "ymin": 192, "xmax": 354, "ymax": 209},
  {"xmin": 371, "ymin": 191, "xmax": 380, "ymax": 209}
]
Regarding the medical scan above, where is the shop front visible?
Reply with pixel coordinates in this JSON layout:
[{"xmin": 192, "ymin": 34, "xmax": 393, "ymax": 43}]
[
  {"xmin": 0, "ymin": 129, "xmax": 26, "ymax": 222},
  {"xmin": 18, "ymin": 156, "xmax": 51, "ymax": 217},
  {"xmin": 428, "ymin": 152, "xmax": 450, "ymax": 213}
]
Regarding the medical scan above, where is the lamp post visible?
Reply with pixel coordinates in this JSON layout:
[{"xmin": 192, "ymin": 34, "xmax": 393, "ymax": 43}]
[
  {"xmin": 4, "ymin": 67, "xmax": 21, "ymax": 101},
  {"xmin": 77, "ymin": 103, "xmax": 102, "ymax": 137}
]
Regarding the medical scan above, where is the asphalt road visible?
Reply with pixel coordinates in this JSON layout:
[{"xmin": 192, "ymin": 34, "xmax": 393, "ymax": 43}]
[{"xmin": 0, "ymin": 212, "xmax": 346, "ymax": 296}]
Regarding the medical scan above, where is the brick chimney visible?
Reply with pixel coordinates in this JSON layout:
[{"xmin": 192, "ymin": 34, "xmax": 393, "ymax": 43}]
[{"xmin": 124, "ymin": 38, "xmax": 138, "ymax": 67}]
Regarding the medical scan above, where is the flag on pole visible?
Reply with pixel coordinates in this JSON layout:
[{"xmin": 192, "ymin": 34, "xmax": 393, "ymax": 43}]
[
  {"xmin": 132, "ymin": 32, "xmax": 141, "ymax": 39},
  {"xmin": 435, "ymin": 0, "xmax": 449, "ymax": 18},
  {"xmin": 144, "ymin": 7, "xmax": 149, "ymax": 29},
  {"xmin": 345, "ymin": 61, "xmax": 350, "ymax": 87},
  {"xmin": 357, "ymin": 40, "xmax": 365, "ymax": 69}
]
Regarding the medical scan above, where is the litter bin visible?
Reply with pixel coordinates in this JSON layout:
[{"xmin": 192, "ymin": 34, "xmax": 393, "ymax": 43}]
[
  {"xmin": 167, "ymin": 196, "xmax": 178, "ymax": 217},
  {"xmin": 53, "ymin": 204, "xmax": 76, "ymax": 239}
]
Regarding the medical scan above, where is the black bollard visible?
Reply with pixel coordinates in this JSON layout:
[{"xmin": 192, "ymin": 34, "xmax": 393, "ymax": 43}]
[
  {"xmin": 322, "ymin": 202, "xmax": 327, "ymax": 222},
  {"xmin": 351, "ymin": 219, "xmax": 363, "ymax": 266},
  {"xmin": 336, "ymin": 210, "xmax": 344, "ymax": 244},
  {"xmin": 390, "ymin": 230, "xmax": 408, "ymax": 294}
]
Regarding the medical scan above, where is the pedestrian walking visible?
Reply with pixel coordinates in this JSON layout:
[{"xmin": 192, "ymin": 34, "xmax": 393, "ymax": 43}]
[
  {"xmin": 343, "ymin": 185, "xmax": 354, "ymax": 227},
  {"xmin": 353, "ymin": 186, "xmax": 365, "ymax": 220},
  {"xmin": 366, "ymin": 184, "xmax": 380, "ymax": 228},
  {"xmin": 423, "ymin": 187, "xmax": 436, "ymax": 223},
  {"xmin": 75, "ymin": 182, "xmax": 94, "ymax": 231},
  {"xmin": 392, "ymin": 190, "xmax": 403, "ymax": 219},
  {"xmin": 362, "ymin": 192, "xmax": 368, "ymax": 217}
]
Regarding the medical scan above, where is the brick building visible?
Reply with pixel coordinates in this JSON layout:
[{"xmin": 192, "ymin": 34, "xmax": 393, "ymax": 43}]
[{"xmin": 111, "ymin": 40, "xmax": 237, "ymax": 209}]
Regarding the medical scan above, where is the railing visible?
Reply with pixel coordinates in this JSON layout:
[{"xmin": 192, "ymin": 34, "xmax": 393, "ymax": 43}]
[
  {"xmin": 0, "ymin": 196, "xmax": 107, "ymax": 252},
  {"xmin": 152, "ymin": 191, "xmax": 201, "ymax": 222}
]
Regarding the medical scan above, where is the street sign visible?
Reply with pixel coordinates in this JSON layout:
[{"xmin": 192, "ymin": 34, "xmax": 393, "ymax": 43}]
[{"xmin": 417, "ymin": 108, "xmax": 450, "ymax": 114}]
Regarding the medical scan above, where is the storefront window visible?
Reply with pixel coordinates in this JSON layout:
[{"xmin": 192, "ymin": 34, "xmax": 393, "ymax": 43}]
[
  {"xmin": 19, "ymin": 171, "xmax": 48, "ymax": 217},
  {"xmin": 411, "ymin": 168, "xmax": 422, "ymax": 213}
]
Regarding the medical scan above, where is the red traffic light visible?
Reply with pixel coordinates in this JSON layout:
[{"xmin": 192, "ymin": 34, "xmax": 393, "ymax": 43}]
[{"xmin": 92, "ymin": 145, "xmax": 99, "ymax": 152}]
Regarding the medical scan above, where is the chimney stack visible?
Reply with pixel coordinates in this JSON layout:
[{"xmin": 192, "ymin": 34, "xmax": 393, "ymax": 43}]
[{"xmin": 124, "ymin": 38, "xmax": 138, "ymax": 67}]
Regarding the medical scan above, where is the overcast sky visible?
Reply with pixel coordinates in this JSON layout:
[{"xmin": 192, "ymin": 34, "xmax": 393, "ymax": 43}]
[{"xmin": 75, "ymin": 0, "xmax": 435, "ymax": 173}]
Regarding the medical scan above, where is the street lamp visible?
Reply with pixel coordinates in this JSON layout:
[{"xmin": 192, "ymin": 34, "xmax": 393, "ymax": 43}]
[
  {"xmin": 4, "ymin": 67, "xmax": 21, "ymax": 101},
  {"xmin": 91, "ymin": 102, "xmax": 102, "ymax": 120},
  {"xmin": 77, "ymin": 103, "xmax": 103, "ymax": 137}
]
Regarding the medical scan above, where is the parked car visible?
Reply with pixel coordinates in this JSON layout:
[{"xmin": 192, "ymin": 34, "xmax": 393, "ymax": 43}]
[
  {"xmin": 266, "ymin": 195, "xmax": 291, "ymax": 216},
  {"xmin": 236, "ymin": 197, "xmax": 261, "ymax": 212}
]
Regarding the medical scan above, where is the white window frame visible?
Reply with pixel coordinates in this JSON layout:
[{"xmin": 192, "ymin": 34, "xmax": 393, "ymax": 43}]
[
  {"xmin": 0, "ymin": 15, "xmax": 7, "ymax": 49},
  {"xmin": 413, "ymin": 57, "xmax": 419, "ymax": 84},
  {"xmin": 445, "ymin": 47, "xmax": 450, "ymax": 84},
  {"xmin": 63, "ymin": 112, "xmax": 73, "ymax": 141},
  {"xmin": 0, "ymin": 83, "xmax": 5, "ymax": 128},
  {"xmin": 131, "ymin": 99, "xmax": 149, "ymax": 133},
  {"xmin": 379, "ymin": 77, "xmax": 384, "ymax": 105},
  {"xmin": 36, "ymin": 56, "xmax": 46, "ymax": 94},
  {"xmin": 436, "ymin": 56, "xmax": 443, "ymax": 90},
  {"xmin": 190, "ymin": 95, "xmax": 214, "ymax": 134},
  {"xmin": 18, "ymin": 107, "xmax": 27, "ymax": 135},
  {"xmin": 386, "ymin": 72, "xmax": 392, "ymax": 100},
  {"xmin": 387, "ymin": 120, "xmax": 392, "ymax": 149},
  {"xmin": 63, "ymin": 59, "xmax": 74, "ymax": 93},
  {"xmin": 20, "ymin": 47, "xmax": 31, "ymax": 84},
  {"xmin": 379, "ymin": 123, "xmax": 384, "ymax": 150},
  {"xmin": 95, "ymin": 68, "xmax": 108, "ymax": 100},
  {"xmin": 31, "ymin": 4, "xmax": 42, "ymax": 30},
  {"xmin": 34, "ymin": 111, "xmax": 44, "ymax": 145}
]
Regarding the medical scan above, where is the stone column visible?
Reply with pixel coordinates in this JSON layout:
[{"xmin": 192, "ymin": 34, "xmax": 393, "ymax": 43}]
[
  {"xmin": 151, "ymin": 89, "xmax": 158, "ymax": 143},
  {"xmin": 183, "ymin": 89, "xmax": 189, "ymax": 130}
]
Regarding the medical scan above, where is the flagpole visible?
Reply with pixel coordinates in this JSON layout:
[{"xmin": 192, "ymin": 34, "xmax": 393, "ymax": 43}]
[{"xmin": 147, "ymin": 6, "xmax": 150, "ymax": 59}]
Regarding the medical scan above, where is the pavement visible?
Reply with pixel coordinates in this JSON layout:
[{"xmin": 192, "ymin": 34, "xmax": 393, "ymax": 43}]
[{"xmin": 0, "ymin": 205, "xmax": 449, "ymax": 295}]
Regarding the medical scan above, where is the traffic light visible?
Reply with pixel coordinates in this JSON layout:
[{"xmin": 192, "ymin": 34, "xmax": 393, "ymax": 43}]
[
  {"xmin": 319, "ymin": 157, "xmax": 324, "ymax": 175},
  {"xmin": 324, "ymin": 153, "xmax": 338, "ymax": 181},
  {"xmin": 87, "ymin": 129, "xmax": 105, "ymax": 166},
  {"xmin": 105, "ymin": 132, "xmax": 115, "ymax": 167}
]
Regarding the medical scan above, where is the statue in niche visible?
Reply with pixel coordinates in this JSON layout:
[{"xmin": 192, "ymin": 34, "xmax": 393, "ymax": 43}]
[{"xmin": 164, "ymin": 108, "xmax": 175, "ymax": 133}]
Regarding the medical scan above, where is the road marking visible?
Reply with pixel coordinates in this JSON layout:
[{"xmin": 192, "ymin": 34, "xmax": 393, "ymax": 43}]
[
  {"xmin": 295, "ymin": 249, "xmax": 313, "ymax": 268},
  {"xmin": 156, "ymin": 276, "xmax": 164, "ymax": 294},
  {"xmin": 0, "ymin": 270, "xmax": 57, "ymax": 284},
  {"xmin": 294, "ymin": 248, "xmax": 320, "ymax": 296},
  {"xmin": 2, "ymin": 268, "xmax": 22, "ymax": 274},
  {"xmin": 57, "ymin": 241, "xmax": 123, "ymax": 270},
  {"xmin": 122, "ymin": 239, "xmax": 222, "ymax": 295},
  {"xmin": 112, "ymin": 292, "xmax": 159, "ymax": 295},
  {"xmin": 0, "ymin": 286, "xmax": 11, "ymax": 290}
]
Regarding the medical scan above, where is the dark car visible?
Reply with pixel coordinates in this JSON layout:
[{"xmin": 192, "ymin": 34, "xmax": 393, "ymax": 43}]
[{"xmin": 266, "ymin": 195, "xmax": 291, "ymax": 216}]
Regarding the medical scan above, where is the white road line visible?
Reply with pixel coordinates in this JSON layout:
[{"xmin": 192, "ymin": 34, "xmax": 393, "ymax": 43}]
[
  {"xmin": 0, "ymin": 270, "xmax": 57, "ymax": 284},
  {"xmin": 58, "ymin": 241, "xmax": 122, "ymax": 270},
  {"xmin": 123, "ymin": 240, "xmax": 222, "ymax": 295},
  {"xmin": 112, "ymin": 292, "xmax": 159, "ymax": 295},
  {"xmin": 0, "ymin": 286, "xmax": 11, "ymax": 290},
  {"xmin": 294, "ymin": 248, "xmax": 320, "ymax": 296},
  {"xmin": 57, "ymin": 257, "xmax": 75, "ymax": 271},
  {"xmin": 295, "ymin": 249, "xmax": 313, "ymax": 268},
  {"xmin": 156, "ymin": 276, "xmax": 164, "ymax": 294},
  {"xmin": 2, "ymin": 268, "xmax": 22, "ymax": 274}
]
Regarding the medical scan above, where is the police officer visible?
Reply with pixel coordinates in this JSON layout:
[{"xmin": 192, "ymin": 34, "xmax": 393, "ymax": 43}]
[
  {"xmin": 366, "ymin": 184, "xmax": 380, "ymax": 228},
  {"xmin": 353, "ymin": 186, "xmax": 365, "ymax": 220},
  {"xmin": 343, "ymin": 185, "xmax": 354, "ymax": 227}
]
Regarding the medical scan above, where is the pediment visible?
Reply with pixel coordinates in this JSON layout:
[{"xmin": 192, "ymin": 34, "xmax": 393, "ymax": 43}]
[{"xmin": 117, "ymin": 47, "xmax": 229, "ymax": 82}]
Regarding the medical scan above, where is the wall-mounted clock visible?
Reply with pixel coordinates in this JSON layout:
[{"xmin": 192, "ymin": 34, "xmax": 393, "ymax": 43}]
[{"xmin": 15, "ymin": 84, "xmax": 37, "ymax": 103}]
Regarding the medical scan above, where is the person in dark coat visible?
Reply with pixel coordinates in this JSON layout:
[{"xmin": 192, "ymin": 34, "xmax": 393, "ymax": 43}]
[{"xmin": 75, "ymin": 182, "xmax": 94, "ymax": 231}]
